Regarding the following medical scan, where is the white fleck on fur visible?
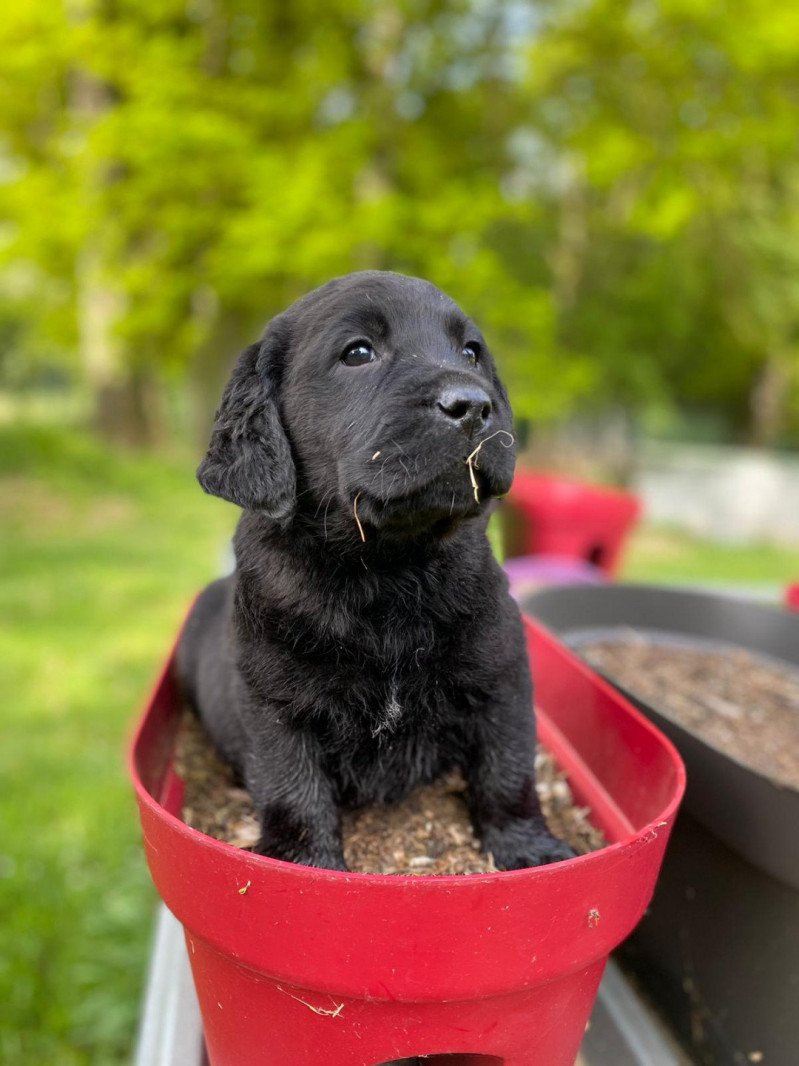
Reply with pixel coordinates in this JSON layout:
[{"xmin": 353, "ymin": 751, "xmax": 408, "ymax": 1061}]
[{"xmin": 372, "ymin": 681, "xmax": 402, "ymax": 738}]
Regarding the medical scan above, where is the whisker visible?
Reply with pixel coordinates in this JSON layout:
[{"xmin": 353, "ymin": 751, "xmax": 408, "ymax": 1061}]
[{"xmin": 314, "ymin": 489, "xmax": 334, "ymax": 519}]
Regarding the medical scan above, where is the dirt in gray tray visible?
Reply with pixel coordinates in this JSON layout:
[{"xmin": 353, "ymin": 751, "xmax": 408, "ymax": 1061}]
[
  {"xmin": 580, "ymin": 637, "xmax": 799, "ymax": 790},
  {"xmin": 175, "ymin": 711, "xmax": 605, "ymax": 874}
]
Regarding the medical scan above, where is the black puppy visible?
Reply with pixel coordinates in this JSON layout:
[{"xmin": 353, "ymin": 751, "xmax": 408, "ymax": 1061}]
[{"xmin": 176, "ymin": 270, "xmax": 573, "ymax": 871}]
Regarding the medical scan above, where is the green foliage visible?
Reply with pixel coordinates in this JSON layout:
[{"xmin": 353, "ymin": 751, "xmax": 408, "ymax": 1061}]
[
  {"xmin": 2, "ymin": 0, "xmax": 798, "ymax": 441},
  {"xmin": 0, "ymin": 422, "xmax": 235, "ymax": 1064},
  {"xmin": 0, "ymin": 0, "xmax": 593, "ymax": 432},
  {"xmin": 525, "ymin": 0, "xmax": 799, "ymax": 440}
]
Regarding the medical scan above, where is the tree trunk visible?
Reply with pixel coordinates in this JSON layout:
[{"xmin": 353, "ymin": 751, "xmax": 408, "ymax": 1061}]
[
  {"xmin": 91, "ymin": 374, "xmax": 162, "ymax": 447},
  {"xmin": 188, "ymin": 304, "xmax": 254, "ymax": 449},
  {"xmin": 748, "ymin": 354, "xmax": 791, "ymax": 448},
  {"xmin": 551, "ymin": 158, "xmax": 587, "ymax": 321},
  {"xmin": 70, "ymin": 46, "xmax": 151, "ymax": 445}
]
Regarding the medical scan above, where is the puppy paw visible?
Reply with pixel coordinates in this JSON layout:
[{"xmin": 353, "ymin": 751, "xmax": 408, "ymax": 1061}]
[
  {"xmin": 482, "ymin": 823, "xmax": 577, "ymax": 871},
  {"xmin": 301, "ymin": 852, "xmax": 349, "ymax": 872},
  {"xmin": 253, "ymin": 839, "xmax": 349, "ymax": 872}
]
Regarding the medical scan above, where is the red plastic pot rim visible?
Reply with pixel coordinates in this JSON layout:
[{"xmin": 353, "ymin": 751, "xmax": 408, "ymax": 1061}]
[{"xmin": 128, "ymin": 614, "xmax": 685, "ymax": 890}]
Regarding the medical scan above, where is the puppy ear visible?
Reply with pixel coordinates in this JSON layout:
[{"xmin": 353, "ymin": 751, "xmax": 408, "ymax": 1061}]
[{"xmin": 197, "ymin": 318, "xmax": 296, "ymax": 518}]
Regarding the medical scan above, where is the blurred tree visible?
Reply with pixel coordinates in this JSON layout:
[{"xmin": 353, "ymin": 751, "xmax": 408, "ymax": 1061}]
[
  {"xmin": 0, "ymin": 0, "xmax": 579, "ymax": 444},
  {"xmin": 2, "ymin": 0, "xmax": 799, "ymax": 448},
  {"xmin": 524, "ymin": 0, "xmax": 799, "ymax": 446}
]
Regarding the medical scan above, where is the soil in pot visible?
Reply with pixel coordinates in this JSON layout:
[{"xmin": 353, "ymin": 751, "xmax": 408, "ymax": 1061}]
[
  {"xmin": 175, "ymin": 711, "xmax": 605, "ymax": 874},
  {"xmin": 580, "ymin": 637, "xmax": 799, "ymax": 789}
]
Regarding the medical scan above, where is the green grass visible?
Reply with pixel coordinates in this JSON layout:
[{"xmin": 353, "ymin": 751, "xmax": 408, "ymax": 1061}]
[
  {"xmin": 622, "ymin": 524, "xmax": 799, "ymax": 588},
  {"xmin": 0, "ymin": 423, "xmax": 235, "ymax": 1066},
  {"xmin": 2, "ymin": 422, "xmax": 798, "ymax": 1065}
]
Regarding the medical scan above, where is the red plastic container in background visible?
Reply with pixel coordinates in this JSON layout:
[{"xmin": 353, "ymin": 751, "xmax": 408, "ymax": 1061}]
[
  {"xmin": 130, "ymin": 615, "xmax": 684, "ymax": 1066},
  {"xmin": 504, "ymin": 471, "xmax": 642, "ymax": 576},
  {"xmin": 786, "ymin": 583, "xmax": 799, "ymax": 611}
]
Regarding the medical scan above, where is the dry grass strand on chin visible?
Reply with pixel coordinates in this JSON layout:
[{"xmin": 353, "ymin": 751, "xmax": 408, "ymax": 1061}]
[
  {"xmin": 353, "ymin": 492, "xmax": 366, "ymax": 542},
  {"xmin": 465, "ymin": 430, "xmax": 515, "ymax": 503}
]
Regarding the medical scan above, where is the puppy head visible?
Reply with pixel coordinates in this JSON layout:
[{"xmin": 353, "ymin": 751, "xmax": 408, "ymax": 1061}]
[{"xmin": 198, "ymin": 271, "xmax": 516, "ymax": 538}]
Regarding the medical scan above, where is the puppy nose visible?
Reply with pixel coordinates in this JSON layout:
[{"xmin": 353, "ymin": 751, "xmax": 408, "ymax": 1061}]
[{"xmin": 436, "ymin": 385, "xmax": 492, "ymax": 435}]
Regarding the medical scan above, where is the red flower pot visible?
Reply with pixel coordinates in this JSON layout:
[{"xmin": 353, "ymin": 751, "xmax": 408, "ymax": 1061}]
[
  {"xmin": 129, "ymin": 614, "xmax": 684, "ymax": 1066},
  {"xmin": 786, "ymin": 582, "xmax": 799, "ymax": 611},
  {"xmin": 503, "ymin": 471, "xmax": 641, "ymax": 576}
]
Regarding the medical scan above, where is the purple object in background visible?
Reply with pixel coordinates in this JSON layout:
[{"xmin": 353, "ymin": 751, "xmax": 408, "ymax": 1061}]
[{"xmin": 503, "ymin": 554, "xmax": 606, "ymax": 600}]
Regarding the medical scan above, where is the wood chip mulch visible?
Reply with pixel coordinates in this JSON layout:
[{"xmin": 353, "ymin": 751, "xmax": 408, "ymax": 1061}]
[
  {"xmin": 175, "ymin": 711, "xmax": 605, "ymax": 874},
  {"xmin": 580, "ymin": 636, "xmax": 799, "ymax": 790}
]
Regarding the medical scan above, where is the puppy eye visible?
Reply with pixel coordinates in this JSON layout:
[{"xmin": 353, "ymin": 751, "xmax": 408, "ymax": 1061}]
[
  {"xmin": 462, "ymin": 343, "xmax": 480, "ymax": 366},
  {"xmin": 341, "ymin": 342, "xmax": 376, "ymax": 367}
]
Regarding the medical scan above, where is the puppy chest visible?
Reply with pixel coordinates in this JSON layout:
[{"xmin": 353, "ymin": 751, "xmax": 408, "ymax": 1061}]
[
  {"xmin": 330, "ymin": 724, "xmax": 454, "ymax": 809},
  {"xmin": 330, "ymin": 664, "xmax": 447, "ymax": 737},
  {"xmin": 320, "ymin": 679, "xmax": 459, "ymax": 807}
]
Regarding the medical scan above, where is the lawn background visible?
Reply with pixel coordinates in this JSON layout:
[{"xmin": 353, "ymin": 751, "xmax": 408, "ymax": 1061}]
[{"xmin": 2, "ymin": 421, "xmax": 797, "ymax": 1065}]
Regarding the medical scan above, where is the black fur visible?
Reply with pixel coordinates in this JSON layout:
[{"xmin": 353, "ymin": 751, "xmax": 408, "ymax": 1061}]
[{"xmin": 177, "ymin": 270, "xmax": 573, "ymax": 871}]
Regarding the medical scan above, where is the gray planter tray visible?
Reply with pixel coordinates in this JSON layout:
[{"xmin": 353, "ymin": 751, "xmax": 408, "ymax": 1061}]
[
  {"xmin": 521, "ymin": 582, "xmax": 799, "ymax": 890},
  {"xmin": 521, "ymin": 583, "xmax": 799, "ymax": 1064}
]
